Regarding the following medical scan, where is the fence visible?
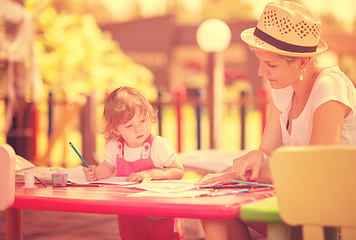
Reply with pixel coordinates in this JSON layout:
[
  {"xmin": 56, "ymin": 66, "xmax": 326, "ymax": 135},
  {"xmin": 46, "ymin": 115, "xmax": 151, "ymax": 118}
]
[{"xmin": 1, "ymin": 85, "xmax": 269, "ymax": 168}]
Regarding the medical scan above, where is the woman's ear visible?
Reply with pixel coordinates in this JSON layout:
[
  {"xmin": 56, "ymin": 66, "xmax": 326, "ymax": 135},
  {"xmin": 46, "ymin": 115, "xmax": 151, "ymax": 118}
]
[{"xmin": 298, "ymin": 57, "xmax": 309, "ymax": 70}]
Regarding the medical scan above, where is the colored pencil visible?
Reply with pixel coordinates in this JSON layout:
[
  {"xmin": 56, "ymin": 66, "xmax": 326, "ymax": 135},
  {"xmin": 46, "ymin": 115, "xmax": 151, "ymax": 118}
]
[
  {"xmin": 34, "ymin": 176, "xmax": 47, "ymax": 187},
  {"xmin": 232, "ymin": 180, "xmax": 274, "ymax": 188},
  {"xmin": 69, "ymin": 142, "xmax": 89, "ymax": 168},
  {"xmin": 197, "ymin": 186, "xmax": 273, "ymax": 197},
  {"xmin": 245, "ymin": 187, "xmax": 273, "ymax": 193},
  {"xmin": 210, "ymin": 189, "xmax": 249, "ymax": 196},
  {"xmin": 197, "ymin": 188, "xmax": 249, "ymax": 197}
]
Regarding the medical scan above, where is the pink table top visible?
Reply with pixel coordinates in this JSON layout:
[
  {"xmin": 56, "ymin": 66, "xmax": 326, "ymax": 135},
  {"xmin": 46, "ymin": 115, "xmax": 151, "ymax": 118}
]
[{"xmin": 12, "ymin": 184, "xmax": 275, "ymax": 219}]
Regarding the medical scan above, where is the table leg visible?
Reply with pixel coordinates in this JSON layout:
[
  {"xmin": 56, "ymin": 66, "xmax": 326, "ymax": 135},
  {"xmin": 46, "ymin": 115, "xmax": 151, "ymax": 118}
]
[
  {"xmin": 267, "ymin": 222, "xmax": 289, "ymax": 240},
  {"xmin": 6, "ymin": 208, "xmax": 23, "ymax": 240}
]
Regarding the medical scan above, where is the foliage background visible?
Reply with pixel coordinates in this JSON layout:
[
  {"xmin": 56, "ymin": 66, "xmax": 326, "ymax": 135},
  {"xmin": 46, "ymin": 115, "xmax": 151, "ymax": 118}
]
[{"xmin": 29, "ymin": 1, "xmax": 157, "ymax": 103}]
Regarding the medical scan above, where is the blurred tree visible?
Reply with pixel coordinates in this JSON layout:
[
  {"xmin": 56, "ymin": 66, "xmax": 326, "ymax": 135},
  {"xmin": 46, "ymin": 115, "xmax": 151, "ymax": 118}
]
[
  {"xmin": 19, "ymin": 0, "xmax": 158, "ymax": 165},
  {"xmin": 51, "ymin": 0, "xmax": 116, "ymax": 24},
  {"xmin": 26, "ymin": 1, "xmax": 157, "ymax": 102}
]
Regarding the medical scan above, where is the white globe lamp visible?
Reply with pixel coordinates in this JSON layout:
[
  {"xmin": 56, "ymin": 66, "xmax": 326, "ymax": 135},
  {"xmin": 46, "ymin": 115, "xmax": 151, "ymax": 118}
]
[{"xmin": 196, "ymin": 19, "xmax": 231, "ymax": 53}]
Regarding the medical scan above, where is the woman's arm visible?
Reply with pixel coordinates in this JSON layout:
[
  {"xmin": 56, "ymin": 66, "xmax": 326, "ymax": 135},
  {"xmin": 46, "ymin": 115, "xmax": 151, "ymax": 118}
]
[
  {"xmin": 195, "ymin": 98, "xmax": 283, "ymax": 186},
  {"xmin": 258, "ymin": 98, "xmax": 284, "ymax": 158},
  {"xmin": 234, "ymin": 98, "xmax": 283, "ymax": 182},
  {"xmin": 125, "ymin": 156, "xmax": 184, "ymax": 182},
  {"xmin": 310, "ymin": 100, "xmax": 350, "ymax": 145}
]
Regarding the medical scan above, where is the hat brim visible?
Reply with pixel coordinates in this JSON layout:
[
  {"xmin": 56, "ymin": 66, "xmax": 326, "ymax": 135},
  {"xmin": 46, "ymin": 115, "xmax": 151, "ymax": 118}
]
[{"xmin": 241, "ymin": 28, "xmax": 328, "ymax": 57}]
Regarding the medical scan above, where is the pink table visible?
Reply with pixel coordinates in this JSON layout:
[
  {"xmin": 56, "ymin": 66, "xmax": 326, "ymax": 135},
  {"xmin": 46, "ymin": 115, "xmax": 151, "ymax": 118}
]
[{"xmin": 7, "ymin": 183, "xmax": 275, "ymax": 240}]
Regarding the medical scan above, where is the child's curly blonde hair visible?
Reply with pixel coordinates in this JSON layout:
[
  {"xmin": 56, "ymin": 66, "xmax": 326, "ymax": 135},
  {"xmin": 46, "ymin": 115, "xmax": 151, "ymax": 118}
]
[{"xmin": 102, "ymin": 86, "xmax": 157, "ymax": 141}]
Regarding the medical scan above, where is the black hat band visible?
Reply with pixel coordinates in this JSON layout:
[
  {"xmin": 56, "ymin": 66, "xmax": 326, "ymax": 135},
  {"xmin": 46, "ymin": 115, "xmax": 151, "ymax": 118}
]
[{"xmin": 254, "ymin": 27, "xmax": 318, "ymax": 53}]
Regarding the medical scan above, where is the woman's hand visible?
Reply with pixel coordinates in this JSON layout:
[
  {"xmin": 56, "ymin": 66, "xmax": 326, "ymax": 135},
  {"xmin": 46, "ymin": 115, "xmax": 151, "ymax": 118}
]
[
  {"xmin": 83, "ymin": 165, "xmax": 98, "ymax": 182},
  {"xmin": 233, "ymin": 150, "xmax": 265, "ymax": 181},
  {"xmin": 194, "ymin": 172, "xmax": 236, "ymax": 186}
]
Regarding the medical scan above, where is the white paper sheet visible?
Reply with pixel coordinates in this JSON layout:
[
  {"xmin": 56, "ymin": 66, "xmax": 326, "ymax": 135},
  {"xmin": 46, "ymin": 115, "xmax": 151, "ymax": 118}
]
[
  {"xmin": 126, "ymin": 179, "xmax": 200, "ymax": 193},
  {"xmin": 65, "ymin": 166, "xmax": 88, "ymax": 183},
  {"xmin": 64, "ymin": 168, "xmax": 210, "ymax": 197},
  {"xmin": 65, "ymin": 166, "xmax": 136, "ymax": 185},
  {"xmin": 92, "ymin": 177, "xmax": 137, "ymax": 185}
]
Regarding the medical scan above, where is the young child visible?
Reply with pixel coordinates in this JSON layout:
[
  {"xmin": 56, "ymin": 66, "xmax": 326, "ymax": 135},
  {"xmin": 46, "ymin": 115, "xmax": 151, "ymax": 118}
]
[{"xmin": 83, "ymin": 86, "xmax": 185, "ymax": 240}]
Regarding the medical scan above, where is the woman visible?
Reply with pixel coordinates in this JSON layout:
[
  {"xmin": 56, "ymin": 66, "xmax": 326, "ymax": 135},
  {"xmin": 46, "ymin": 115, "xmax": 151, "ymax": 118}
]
[{"xmin": 195, "ymin": 1, "xmax": 356, "ymax": 239}]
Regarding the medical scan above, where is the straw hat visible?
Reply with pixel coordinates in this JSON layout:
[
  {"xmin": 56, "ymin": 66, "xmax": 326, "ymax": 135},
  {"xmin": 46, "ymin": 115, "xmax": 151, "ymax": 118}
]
[{"xmin": 241, "ymin": 1, "xmax": 328, "ymax": 57}]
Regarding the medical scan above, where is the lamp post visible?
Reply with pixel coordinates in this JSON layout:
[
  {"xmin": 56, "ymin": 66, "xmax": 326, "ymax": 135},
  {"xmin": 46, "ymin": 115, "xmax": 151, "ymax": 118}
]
[{"xmin": 196, "ymin": 19, "xmax": 231, "ymax": 149}]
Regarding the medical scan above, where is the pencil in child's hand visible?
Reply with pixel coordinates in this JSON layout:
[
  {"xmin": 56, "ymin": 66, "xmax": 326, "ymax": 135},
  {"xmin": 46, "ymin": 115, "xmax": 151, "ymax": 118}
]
[{"xmin": 69, "ymin": 142, "xmax": 89, "ymax": 168}]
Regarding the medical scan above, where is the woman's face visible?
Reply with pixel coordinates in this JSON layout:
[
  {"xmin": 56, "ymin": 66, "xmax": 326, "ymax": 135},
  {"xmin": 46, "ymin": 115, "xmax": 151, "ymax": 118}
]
[{"xmin": 255, "ymin": 50, "xmax": 300, "ymax": 89}]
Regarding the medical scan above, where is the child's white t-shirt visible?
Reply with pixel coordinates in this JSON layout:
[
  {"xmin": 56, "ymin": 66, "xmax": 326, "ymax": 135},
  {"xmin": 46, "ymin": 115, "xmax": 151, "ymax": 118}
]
[
  {"xmin": 104, "ymin": 135, "xmax": 177, "ymax": 169},
  {"xmin": 272, "ymin": 65, "xmax": 356, "ymax": 146}
]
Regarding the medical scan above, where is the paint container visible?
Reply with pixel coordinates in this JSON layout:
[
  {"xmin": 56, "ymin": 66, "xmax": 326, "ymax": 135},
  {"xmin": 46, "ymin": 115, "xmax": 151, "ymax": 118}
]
[
  {"xmin": 23, "ymin": 171, "xmax": 36, "ymax": 188},
  {"xmin": 52, "ymin": 173, "xmax": 68, "ymax": 187}
]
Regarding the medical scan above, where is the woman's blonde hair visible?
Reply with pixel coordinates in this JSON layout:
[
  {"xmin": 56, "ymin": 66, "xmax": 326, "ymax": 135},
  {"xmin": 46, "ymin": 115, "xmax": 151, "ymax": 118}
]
[
  {"xmin": 280, "ymin": 55, "xmax": 313, "ymax": 64},
  {"xmin": 102, "ymin": 86, "xmax": 157, "ymax": 141},
  {"xmin": 250, "ymin": 46, "xmax": 313, "ymax": 65}
]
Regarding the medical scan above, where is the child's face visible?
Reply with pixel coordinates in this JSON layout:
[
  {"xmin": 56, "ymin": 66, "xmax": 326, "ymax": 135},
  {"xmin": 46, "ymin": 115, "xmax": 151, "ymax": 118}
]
[{"xmin": 116, "ymin": 107, "xmax": 152, "ymax": 148}]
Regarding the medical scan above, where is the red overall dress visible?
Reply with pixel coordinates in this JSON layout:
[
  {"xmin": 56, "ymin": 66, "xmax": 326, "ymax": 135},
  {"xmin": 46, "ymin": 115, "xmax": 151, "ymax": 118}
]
[{"xmin": 116, "ymin": 134, "xmax": 184, "ymax": 240}]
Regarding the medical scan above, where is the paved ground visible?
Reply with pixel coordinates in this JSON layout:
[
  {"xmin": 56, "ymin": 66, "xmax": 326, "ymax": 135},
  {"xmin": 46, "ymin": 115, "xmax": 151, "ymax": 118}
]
[
  {"xmin": 0, "ymin": 209, "xmax": 266, "ymax": 240},
  {"xmin": 0, "ymin": 210, "xmax": 204, "ymax": 240}
]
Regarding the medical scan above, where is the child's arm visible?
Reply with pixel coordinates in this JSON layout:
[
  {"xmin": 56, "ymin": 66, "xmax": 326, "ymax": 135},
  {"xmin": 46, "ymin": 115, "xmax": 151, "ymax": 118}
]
[
  {"xmin": 83, "ymin": 160, "xmax": 115, "ymax": 182},
  {"xmin": 125, "ymin": 156, "xmax": 184, "ymax": 182}
]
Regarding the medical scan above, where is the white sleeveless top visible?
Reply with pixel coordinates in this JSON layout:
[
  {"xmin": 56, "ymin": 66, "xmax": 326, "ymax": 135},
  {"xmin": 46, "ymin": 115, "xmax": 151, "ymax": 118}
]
[{"xmin": 272, "ymin": 66, "xmax": 356, "ymax": 146}]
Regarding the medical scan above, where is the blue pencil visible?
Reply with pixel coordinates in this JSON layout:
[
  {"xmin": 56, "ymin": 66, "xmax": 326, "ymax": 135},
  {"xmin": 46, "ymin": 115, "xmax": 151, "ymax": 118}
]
[
  {"xmin": 232, "ymin": 180, "xmax": 274, "ymax": 188},
  {"xmin": 69, "ymin": 142, "xmax": 89, "ymax": 168},
  {"xmin": 210, "ymin": 189, "xmax": 249, "ymax": 197}
]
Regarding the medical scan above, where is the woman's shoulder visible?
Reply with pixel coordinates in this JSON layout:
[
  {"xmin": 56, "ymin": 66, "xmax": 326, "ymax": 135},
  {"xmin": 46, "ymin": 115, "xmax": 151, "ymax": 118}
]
[
  {"xmin": 318, "ymin": 66, "xmax": 352, "ymax": 83},
  {"xmin": 310, "ymin": 65, "xmax": 356, "ymax": 110},
  {"xmin": 315, "ymin": 65, "xmax": 355, "ymax": 92}
]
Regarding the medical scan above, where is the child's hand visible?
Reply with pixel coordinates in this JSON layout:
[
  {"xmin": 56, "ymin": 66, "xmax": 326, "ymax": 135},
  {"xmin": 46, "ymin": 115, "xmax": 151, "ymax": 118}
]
[
  {"xmin": 126, "ymin": 172, "xmax": 150, "ymax": 182},
  {"xmin": 83, "ymin": 165, "xmax": 98, "ymax": 182}
]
